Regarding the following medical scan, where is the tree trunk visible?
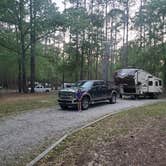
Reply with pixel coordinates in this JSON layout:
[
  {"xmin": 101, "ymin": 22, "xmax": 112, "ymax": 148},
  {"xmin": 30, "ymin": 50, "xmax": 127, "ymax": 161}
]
[
  {"xmin": 122, "ymin": 14, "xmax": 126, "ymax": 67},
  {"xmin": 75, "ymin": 0, "xmax": 79, "ymax": 81},
  {"xmin": 19, "ymin": 0, "xmax": 27, "ymax": 93},
  {"xmin": 62, "ymin": 30, "xmax": 65, "ymax": 87},
  {"xmin": 162, "ymin": 15, "xmax": 166, "ymax": 86},
  {"xmin": 80, "ymin": 0, "xmax": 86, "ymax": 80},
  {"xmin": 125, "ymin": 0, "xmax": 129, "ymax": 68},
  {"xmin": 75, "ymin": 33, "xmax": 79, "ymax": 81},
  {"xmin": 15, "ymin": 26, "xmax": 22, "ymax": 93},
  {"xmin": 95, "ymin": 47, "xmax": 99, "ymax": 80},
  {"xmin": 80, "ymin": 40, "xmax": 84, "ymax": 80},
  {"xmin": 110, "ymin": 0, "xmax": 116, "ymax": 81},
  {"xmin": 87, "ymin": 37, "xmax": 90, "ymax": 80},
  {"xmin": 30, "ymin": 0, "xmax": 36, "ymax": 93},
  {"xmin": 139, "ymin": 0, "xmax": 143, "ymax": 48},
  {"xmin": 62, "ymin": 1, "xmax": 66, "ymax": 86},
  {"xmin": 102, "ymin": 0, "xmax": 109, "ymax": 81}
]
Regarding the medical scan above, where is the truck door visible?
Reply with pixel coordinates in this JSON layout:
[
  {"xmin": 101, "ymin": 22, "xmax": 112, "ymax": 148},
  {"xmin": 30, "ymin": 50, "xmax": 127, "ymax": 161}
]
[
  {"xmin": 100, "ymin": 85, "xmax": 107, "ymax": 99},
  {"xmin": 89, "ymin": 82, "xmax": 99, "ymax": 101},
  {"xmin": 35, "ymin": 85, "xmax": 41, "ymax": 92},
  {"xmin": 90, "ymin": 81, "xmax": 104, "ymax": 101},
  {"xmin": 95, "ymin": 81, "xmax": 106, "ymax": 100}
]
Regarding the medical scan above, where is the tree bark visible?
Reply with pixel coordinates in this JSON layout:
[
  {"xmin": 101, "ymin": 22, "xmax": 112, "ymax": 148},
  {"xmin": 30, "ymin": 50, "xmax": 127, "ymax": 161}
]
[
  {"xmin": 15, "ymin": 26, "xmax": 22, "ymax": 93},
  {"xmin": 125, "ymin": 0, "xmax": 129, "ymax": 68},
  {"xmin": 80, "ymin": 0, "xmax": 86, "ymax": 80},
  {"xmin": 19, "ymin": 0, "xmax": 27, "ymax": 93},
  {"xmin": 75, "ymin": 0, "xmax": 79, "ymax": 81},
  {"xmin": 30, "ymin": 0, "xmax": 36, "ymax": 93},
  {"xmin": 110, "ymin": 0, "xmax": 115, "ymax": 81},
  {"xmin": 62, "ymin": 30, "xmax": 65, "ymax": 87},
  {"xmin": 102, "ymin": 0, "xmax": 109, "ymax": 81},
  {"xmin": 139, "ymin": 0, "xmax": 143, "ymax": 48}
]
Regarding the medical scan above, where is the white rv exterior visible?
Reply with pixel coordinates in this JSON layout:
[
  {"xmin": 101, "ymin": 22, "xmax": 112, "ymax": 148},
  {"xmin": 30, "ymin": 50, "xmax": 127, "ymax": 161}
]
[{"xmin": 115, "ymin": 69, "xmax": 163, "ymax": 98}]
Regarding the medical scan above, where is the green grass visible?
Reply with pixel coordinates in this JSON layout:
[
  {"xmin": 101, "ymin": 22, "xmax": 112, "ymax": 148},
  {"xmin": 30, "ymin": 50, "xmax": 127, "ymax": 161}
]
[
  {"xmin": 36, "ymin": 102, "xmax": 166, "ymax": 166},
  {"xmin": 0, "ymin": 94, "xmax": 57, "ymax": 118}
]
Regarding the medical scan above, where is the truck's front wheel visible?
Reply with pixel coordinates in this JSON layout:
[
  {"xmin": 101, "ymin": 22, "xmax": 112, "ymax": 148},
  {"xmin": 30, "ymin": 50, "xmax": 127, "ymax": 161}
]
[
  {"xmin": 60, "ymin": 105, "xmax": 68, "ymax": 110},
  {"xmin": 110, "ymin": 93, "xmax": 116, "ymax": 104},
  {"xmin": 81, "ymin": 96, "xmax": 90, "ymax": 110}
]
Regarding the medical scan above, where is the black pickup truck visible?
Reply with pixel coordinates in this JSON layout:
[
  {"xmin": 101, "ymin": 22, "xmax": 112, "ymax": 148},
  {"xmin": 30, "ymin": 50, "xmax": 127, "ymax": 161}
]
[{"xmin": 58, "ymin": 80, "xmax": 117, "ymax": 110}]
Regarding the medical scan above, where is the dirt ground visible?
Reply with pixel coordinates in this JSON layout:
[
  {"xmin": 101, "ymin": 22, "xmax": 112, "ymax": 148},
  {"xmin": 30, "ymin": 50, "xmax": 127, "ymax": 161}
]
[
  {"xmin": 0, "ymin": 93, "xmax": 165, "ymax": 166},
  {"xmin": 75, "ymin": 118, "xmax": 166, "ymax": 166},
  {"xmin": 0, "ymin": 92, "xmax": 57, "ymax": 118},
  {"xmin": 37, "ymin": 102, "xmax": 166, "ymax": 166},
  {"xmin": 0, "ymin": 92, "xmax": 54, "ymax": 104}
]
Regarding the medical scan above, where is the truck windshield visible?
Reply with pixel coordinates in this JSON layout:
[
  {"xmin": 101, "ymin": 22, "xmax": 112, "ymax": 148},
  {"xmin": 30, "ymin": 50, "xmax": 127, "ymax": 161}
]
[{"xmin": 73, "ymin": 81, "xmax": 93, "ymax": 89}]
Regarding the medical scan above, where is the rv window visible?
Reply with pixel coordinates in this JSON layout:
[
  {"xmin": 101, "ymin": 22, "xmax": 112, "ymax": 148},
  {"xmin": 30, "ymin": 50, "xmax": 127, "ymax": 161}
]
[
  {"xmin": 159, "ymin": 80, "xmax": 162, "ymax": 86},
  {"xmin": 155, "ymin": 81, "xmax": 158, "ymax": 86},
  {"xmin": 148, "ymin": 81, "xmax": 153, "ymax": 86}
]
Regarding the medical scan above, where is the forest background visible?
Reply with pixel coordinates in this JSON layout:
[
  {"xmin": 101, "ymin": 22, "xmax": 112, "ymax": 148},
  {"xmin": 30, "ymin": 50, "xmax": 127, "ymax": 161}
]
[{"xmin": 0, "ymin": 0, "xmax": 166, "ymax": 93}]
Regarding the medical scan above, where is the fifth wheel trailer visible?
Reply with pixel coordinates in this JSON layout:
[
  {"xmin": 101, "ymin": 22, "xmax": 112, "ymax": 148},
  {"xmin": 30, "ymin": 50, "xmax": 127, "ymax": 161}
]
[{"xmin": 114, "ymin": 68, "xmax": 163, "ymax": 98}]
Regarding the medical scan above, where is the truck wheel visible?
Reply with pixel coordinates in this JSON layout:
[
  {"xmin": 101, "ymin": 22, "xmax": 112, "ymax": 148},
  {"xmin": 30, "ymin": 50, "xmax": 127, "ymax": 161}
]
[
  {"xmin": 45, "ymin": 90, "xmax": 49, "ymax": 93},
  {"xmin": 110, "ymin": 93, "xmax": 116, "ymax": 104},
  {"xmin": 60, "ymin": 105, "xmax": 68, "ymax": 110},
  {"xmin": 81, "ymin": 96, "xmax": 90, "ymax": 110}
]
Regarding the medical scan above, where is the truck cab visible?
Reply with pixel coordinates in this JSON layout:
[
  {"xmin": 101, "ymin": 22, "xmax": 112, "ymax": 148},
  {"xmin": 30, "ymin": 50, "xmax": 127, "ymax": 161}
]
[{"xmin": 58, "ymin": 80, "xmax": 117, "ymax": 110}]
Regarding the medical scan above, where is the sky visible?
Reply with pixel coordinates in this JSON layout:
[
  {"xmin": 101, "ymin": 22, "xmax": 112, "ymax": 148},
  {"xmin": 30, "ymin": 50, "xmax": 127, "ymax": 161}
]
[
  {"xmin": 53, "ymin": 0, "xmax": 139, "ymax": 41},
  {"xmin": 54, "ymin": 0, "xmax": 64, "ymax": 12}
]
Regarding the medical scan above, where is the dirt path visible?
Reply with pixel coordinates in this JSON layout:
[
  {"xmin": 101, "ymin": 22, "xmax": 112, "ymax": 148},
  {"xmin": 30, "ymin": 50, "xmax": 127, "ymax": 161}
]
[{"xmin": 0, "ymin": 98, "xmax": 165, "ymax": 166}]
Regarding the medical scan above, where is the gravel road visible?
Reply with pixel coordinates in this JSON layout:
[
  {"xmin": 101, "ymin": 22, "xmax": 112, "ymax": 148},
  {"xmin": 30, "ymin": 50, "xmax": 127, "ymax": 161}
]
[{"xmin": 0, "ymin": 98, "xmax": 165, "ymax": 166}]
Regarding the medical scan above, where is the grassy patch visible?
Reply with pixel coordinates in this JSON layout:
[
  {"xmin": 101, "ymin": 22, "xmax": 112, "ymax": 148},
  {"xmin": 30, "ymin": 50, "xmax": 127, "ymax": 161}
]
[
  {"xmin": 36, "ymin": 102, "xmax": 166, "ymax": 166},
  {"xmin": 0, "ymin": 93, "xmax": 57, "ymax": 118}
]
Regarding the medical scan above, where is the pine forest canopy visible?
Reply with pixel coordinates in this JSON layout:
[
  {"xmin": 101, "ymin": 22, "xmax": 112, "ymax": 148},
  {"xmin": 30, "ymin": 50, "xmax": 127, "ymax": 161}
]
[{"xmin": 0, "ymin": 0, "xmax": 166, "ymax": 93}]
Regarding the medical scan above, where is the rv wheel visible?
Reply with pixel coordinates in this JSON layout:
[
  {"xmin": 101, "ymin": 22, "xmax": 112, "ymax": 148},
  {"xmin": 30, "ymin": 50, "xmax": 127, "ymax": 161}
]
[
  {"xmin": 134, "ymin": 95, "xmax": 138, "ymax": 100},
  {"xmin": 149, "ymin": 93, "xmax": 158, "ymax": 99}
]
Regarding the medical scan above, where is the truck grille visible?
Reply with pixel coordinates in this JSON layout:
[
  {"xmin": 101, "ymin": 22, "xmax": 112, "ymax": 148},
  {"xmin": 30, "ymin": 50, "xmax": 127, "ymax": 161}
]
[{"xmin": 59, "ymin": 92, "xmax": 74, "ymax": 99}]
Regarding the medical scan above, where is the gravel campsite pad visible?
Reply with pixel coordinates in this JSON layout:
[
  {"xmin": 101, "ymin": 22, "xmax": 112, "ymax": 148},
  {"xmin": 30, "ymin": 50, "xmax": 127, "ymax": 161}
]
[{"xmin": 0, "ymin": 98, "xmax": 165, "ymax": 165}]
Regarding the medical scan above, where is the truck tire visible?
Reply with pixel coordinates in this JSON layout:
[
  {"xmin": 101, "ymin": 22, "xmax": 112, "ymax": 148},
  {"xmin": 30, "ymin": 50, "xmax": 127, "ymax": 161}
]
[
  {"xmin": 60, "ymin": 105, "xmax": 68, "ymax": 110},
  {"xmin": 110, "ymin": 93, "xmax": 116, "ymax": 104},
  {"xmin": 81, "ymin": 96, "xmax": 90, "ymax": 110}
]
